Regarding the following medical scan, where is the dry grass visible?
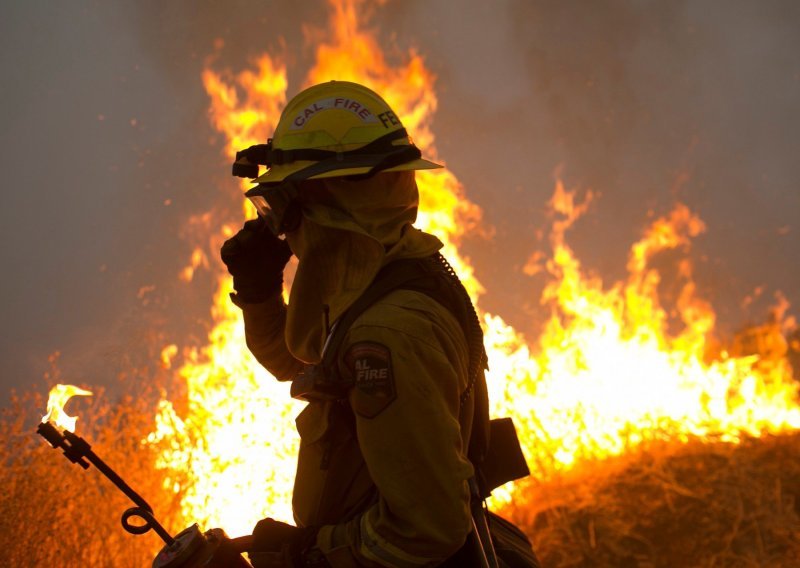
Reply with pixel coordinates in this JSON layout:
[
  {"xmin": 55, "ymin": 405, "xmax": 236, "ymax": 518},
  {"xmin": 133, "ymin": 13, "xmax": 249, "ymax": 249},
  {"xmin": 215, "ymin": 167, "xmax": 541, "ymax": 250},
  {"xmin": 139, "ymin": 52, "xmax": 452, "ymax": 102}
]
[
  {"xmin": 504, "ymin": 434, "xmax": 800, "ymax": 567},
  {"xmin": 0, "ymin": 379, "xmax": 185, "ymax": 566},
  {"xmin": 3, "ymin": 363, "xmax": 799, "ymax": 566}
]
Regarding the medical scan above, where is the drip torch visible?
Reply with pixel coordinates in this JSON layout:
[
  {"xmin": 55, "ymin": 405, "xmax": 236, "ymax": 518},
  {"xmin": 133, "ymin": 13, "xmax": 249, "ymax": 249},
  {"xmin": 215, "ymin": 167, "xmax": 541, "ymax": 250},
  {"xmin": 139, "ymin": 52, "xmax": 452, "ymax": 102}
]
[{"xmin": 36, "ymin": 385, "xmax": 253, "ymax": 567}]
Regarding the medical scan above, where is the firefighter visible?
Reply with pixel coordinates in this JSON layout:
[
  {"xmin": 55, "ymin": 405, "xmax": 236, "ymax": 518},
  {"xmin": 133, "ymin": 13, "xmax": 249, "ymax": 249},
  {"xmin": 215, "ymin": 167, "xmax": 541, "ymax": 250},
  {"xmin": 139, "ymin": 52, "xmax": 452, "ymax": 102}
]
[{"xmin": 221, "ymin": 81, "xmax": 537, "ymax": 568}]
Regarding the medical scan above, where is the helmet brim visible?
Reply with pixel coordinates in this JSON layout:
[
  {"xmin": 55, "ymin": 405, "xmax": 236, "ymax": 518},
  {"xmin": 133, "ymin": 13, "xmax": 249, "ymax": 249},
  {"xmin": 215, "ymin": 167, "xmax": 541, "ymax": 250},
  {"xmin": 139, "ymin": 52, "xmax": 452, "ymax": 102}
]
[{"xmin": 253, "ymin": 157, "xmax": 443, "ymax": 185}]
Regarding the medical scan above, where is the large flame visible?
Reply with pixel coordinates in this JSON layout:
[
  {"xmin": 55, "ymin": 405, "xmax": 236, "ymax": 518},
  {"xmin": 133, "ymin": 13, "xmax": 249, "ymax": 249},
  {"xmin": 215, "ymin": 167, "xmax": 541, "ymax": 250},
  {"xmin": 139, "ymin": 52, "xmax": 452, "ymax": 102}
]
[
  {"xmin": 147, "ymin": 0, "xmax": 800, "ymax": 535},
  {"xmin": 42, "ymin": 384, "xmax": 93, "ymax": 433},
  {"xmin": 488, "ymin": 184, "xmax": 800, "ymax": 487}
]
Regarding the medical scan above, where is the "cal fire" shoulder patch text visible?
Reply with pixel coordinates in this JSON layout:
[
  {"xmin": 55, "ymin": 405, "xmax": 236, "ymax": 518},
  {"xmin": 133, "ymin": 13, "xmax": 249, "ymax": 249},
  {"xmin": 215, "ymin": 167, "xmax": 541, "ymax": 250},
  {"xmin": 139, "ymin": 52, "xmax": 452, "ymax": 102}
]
[{"xmin": 345, "ymin": 342, "xmax": 396, "ymax": 418}]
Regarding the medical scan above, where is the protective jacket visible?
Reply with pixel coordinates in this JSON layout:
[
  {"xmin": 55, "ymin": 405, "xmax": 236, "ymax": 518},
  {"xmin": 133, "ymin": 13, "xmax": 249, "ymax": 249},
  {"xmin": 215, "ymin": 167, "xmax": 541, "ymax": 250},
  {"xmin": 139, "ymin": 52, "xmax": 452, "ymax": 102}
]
[
  {"xmin": 240, "ymin": 280, "xmax": 476, "ymax": 566},
  {"xmin": 229, "ymin": 162, "xmax": 486, "ymax": 567}
]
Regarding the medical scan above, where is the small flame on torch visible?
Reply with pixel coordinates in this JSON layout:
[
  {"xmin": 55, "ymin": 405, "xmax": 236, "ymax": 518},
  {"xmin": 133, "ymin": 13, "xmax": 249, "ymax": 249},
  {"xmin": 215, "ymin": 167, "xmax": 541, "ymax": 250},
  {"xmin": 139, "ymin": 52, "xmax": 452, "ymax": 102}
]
[{"xmin": 42, "ymin": 384, "xmax": 93, "ymax": 432}]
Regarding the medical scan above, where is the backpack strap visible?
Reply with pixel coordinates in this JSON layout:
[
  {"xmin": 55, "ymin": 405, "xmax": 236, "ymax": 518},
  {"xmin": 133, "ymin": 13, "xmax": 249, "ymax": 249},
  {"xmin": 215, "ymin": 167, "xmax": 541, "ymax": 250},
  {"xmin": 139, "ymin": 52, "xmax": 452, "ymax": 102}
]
[
  {"xmin": 289, "ymin": 256, "xmax": 436, "ymax": 401},
  {"xmin": 289, "ymin": 253, "xmax": 492, "ymax": 486}
]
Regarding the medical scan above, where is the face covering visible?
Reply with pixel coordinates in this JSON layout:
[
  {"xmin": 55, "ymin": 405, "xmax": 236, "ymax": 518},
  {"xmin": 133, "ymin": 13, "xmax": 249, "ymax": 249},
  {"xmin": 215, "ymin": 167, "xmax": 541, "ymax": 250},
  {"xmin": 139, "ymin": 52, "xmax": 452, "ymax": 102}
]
[{"xmin": 284, "ymin": 171, "xmax": 442, "ymax": 363}]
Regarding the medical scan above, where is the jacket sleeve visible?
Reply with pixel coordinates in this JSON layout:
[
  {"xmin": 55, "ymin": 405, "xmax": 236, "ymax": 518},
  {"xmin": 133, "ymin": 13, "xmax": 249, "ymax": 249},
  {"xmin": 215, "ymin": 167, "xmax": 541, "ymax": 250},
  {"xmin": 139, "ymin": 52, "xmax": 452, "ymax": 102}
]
[
  {"xmin": 316, "ymin": 307, "xmax": 474, "ymax": 567},
  {"xmin": 233, "ymin": 293, "xmax": 305, "ymax": 381}
]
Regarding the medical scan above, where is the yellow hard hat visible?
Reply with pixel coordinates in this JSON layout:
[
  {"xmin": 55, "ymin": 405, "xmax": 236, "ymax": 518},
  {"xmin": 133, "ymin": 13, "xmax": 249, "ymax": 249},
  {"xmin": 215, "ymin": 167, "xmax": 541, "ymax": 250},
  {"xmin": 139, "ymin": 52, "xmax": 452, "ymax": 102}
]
[{"xmin": 232, "ymin": 81, "xmax": 442, "ymax": 184}]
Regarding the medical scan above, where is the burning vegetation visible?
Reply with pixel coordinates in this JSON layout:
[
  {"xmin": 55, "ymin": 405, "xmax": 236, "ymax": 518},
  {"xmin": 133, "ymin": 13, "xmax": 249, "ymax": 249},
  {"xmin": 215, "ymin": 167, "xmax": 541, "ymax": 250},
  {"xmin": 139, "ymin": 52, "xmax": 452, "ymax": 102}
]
[
  {"xmin": 3, "ymin": 359, "xmax": 181, "ymax": 566},
  {"xmin": 4, "ymin": 0, "xmax": 800, "ymax": 566}
]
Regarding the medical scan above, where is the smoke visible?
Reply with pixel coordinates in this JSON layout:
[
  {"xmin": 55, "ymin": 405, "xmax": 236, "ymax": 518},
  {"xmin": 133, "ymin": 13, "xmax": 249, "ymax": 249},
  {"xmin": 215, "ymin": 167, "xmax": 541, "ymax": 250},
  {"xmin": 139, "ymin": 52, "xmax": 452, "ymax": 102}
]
[
  {"xmin": 2, "ymin": 0, "xmax": 799, "ymax": 397},
  {"xmin": 506, "ymin": 0, "xmax": 800, "ymax": 333},
  {"xmin": 398, "ymin": 0, "xmax": 800, "ymax": 337}
]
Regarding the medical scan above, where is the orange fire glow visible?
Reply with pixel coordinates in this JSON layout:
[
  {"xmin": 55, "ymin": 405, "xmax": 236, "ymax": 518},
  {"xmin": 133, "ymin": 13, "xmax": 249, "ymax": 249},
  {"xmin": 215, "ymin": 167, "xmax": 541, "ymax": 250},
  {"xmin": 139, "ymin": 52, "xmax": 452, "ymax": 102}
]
[
  {"xmin": 146, "ymin": 0, "xmax": 800, "ymax": 536},
  {"xmin": 42, "ymin": 384, "xmax": 93, "ymax": 433},
  {"xmin": 486, "ymin": 183, "xmax": 800, "ymax": 498}
]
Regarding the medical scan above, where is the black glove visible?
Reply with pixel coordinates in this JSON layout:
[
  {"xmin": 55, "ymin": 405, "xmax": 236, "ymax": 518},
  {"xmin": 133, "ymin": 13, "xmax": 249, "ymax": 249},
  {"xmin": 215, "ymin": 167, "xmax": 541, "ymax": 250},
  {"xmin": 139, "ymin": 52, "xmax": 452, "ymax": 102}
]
[
  {"xmin": 220, "ymin": 217, "xmax": 293, "ymax": 303},
  {"xmin": 249, "ymin": 518, "xmax": 328, "ymax": 568}
]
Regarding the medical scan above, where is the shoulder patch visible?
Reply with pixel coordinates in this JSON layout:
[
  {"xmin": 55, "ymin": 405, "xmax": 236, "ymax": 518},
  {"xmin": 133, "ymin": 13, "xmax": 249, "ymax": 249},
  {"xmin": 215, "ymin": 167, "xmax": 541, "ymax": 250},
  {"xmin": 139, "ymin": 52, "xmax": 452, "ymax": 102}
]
[{"xmin": 344, "ymin": 342, "xmax": 396, "ymax": 419}]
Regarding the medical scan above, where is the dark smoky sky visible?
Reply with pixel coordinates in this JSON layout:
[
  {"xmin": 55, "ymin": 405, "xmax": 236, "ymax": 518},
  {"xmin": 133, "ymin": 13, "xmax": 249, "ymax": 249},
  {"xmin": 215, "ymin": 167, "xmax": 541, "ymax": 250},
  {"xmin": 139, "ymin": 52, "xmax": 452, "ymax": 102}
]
[{"xmin": 2, "ymin": 1, "xmax": 799, "ymax": 401}]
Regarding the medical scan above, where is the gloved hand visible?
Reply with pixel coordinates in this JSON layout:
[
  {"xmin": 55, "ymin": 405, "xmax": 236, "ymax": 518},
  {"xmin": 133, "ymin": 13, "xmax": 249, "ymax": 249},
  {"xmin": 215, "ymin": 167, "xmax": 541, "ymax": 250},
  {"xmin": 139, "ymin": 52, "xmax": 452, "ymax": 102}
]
[
  {"xmin": 221, "ymin": 217, "xmax": 293, "ymax": 303},
  {"xmin": 248, "ymin": 518, "xmax": 327, "ymax": 568}
]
